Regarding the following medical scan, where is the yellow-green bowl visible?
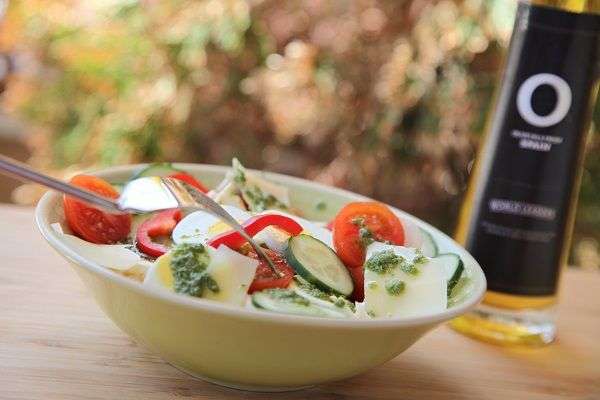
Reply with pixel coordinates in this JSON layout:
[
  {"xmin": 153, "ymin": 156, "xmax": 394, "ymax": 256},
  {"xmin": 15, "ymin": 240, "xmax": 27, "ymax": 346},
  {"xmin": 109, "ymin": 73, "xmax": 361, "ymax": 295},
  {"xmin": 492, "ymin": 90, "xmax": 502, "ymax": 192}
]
[{"xmin": 35, "ymin": 163, "xmax": 486, "ymax": 391}]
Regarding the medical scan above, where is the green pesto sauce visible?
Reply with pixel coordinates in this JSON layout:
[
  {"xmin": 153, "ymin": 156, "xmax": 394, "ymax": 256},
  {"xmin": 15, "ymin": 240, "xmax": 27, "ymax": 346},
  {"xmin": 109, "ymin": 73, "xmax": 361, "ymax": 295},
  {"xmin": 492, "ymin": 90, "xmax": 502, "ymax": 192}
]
[
  {"xmin": 243, "ymin": 186, "xmax": 287, "ymax": 212},
  {"xmin": 315, "ymin": 200, "xmax": 327, "ymax": 211},
  {"xmin": 400, "ymin": 260, "xmax": 420, "ymax": 276},
  {"xmin": 170, "ymin": 243, "xmax": 219, "ymax": 297},
  {"xmin": 358, "ymin": 227, "xmax": 375, "ymax": 246},
  {"xmin": 294, "ymin": 276, "xmax": 330, "ymax": 301},
  {"xmin": 232, "ymin": 158, "xmax": 287, "ymax": 212},
  {"xmin": 385, "ymin": 278, "xmax": 406, "ymax": 296},
  {"xmin": 294, "ymin": 276, "xmax": 356, "ymax": 312},
  {"xmin": 365, "ymin": 249, "xmax": 420, "ymax": 276},
  {"xmin": 364, "ymin": 250, "xmax": 401, "ymax": 274},
  {"xmin": 232, "ymin": 158, "xmax": 247, "ymax": 185},
  {"xmin": 351, "ymin": 217, "xmax": 394, "ymax": 247},
  {"xmin": 333, "ymin": 298, "xmax": 347, "ymax": 308},
  {"xmin": 413, "ymin": 249, "xmax": 428, "ymax": 265},
  {"xmin": 351, "ymin": 217, "xmax": 375, "ymax": 247}
]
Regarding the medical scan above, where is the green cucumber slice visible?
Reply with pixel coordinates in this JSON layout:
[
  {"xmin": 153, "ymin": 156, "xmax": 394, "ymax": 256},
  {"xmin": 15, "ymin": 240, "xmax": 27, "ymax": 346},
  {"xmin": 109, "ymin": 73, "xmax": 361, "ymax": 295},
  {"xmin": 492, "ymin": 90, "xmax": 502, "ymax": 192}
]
[
  {"xmin": 285, "ymin": 234, "xmax": 354, "ymax": 297},
  {"xmin": 251, "ymin": 289, "xmax": 347, "ymax": 318},
  {"xmin": 419, "ymin": 228, "xmax": 439, "ymax": 257},
  {"xmin": 131, "ymin": 163, "xmax": 182, "ymax": 180},
  {"xmin": 291, "ymin": 277, "xmax": 355, "ymax": 315},
  {"xmin": 435, "ymin": 253, "xmax": 464, "ymax": 295}
]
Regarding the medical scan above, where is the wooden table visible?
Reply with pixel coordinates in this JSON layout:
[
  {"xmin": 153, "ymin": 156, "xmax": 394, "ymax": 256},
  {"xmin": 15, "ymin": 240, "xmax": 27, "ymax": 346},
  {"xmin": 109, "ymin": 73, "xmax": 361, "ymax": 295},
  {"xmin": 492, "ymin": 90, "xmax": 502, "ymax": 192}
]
[{"xmin": 1, "ymin": 204, "xmax": 599, "ymax": 400}]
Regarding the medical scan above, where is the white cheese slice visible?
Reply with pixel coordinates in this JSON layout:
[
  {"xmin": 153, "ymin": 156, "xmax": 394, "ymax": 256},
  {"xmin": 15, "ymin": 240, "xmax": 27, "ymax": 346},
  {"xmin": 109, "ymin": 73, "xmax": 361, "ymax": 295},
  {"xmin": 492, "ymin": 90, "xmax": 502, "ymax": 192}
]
[
  {"xmin": 209, "ymin": 181, "xmax": 247, "ymax": 210},
  {"xmin": 240, "ymin": 171, "xmax": 291, "ymax": 210},
  {"xmin": 203, "ymin": 245, "xmax": 259, "ymax": 306},
  {"xmin": 227, "ymin": 158, "xmax": 290, "ymax": 211},
  {"xmin": 51, "ymin": 223, "xmax": 146, "ymax": 272},
  {"xmin": 363, "ymin": 242, "xmax": 447, "ymax": 318}
]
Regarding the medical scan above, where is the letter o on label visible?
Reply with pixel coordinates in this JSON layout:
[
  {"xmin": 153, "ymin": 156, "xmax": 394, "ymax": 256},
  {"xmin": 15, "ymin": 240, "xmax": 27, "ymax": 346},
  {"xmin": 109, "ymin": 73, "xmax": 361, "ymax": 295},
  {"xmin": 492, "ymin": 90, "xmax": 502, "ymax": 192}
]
[{"xmin": 516, "ymin": 73, "xmax": 572, "ymax": 128}]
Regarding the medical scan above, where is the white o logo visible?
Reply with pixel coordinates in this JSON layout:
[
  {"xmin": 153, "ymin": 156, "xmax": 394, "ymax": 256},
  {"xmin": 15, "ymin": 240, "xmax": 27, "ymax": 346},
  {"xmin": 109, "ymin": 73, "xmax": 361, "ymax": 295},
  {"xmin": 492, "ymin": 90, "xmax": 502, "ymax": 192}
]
[{"xmin": 516, "ymin": 73, "xmax": 572, "ymax": 128}]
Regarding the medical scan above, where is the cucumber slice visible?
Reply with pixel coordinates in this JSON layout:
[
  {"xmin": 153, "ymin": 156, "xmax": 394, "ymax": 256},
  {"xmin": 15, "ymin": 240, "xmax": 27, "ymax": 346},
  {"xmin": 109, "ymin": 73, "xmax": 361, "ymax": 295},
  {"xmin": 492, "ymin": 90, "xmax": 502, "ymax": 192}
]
[
  {"xmin": 251, "ymin": 289, "xmax": 347, "ymax": 318},
  {"xmin": 291, "ymin": 278, "xmax": 355, "ymax": 315},
  {"xmin": 131, "ymin": 163, "xmax": 182, "ymax": 180},
  {"xmin": 419, "ymin": 227, "xmax": 439, "ymax": 257},
  {"xmin": 285, "ymin": 234, "xmax": 354, "ymax": 297},
  {"xmin": 435, "ymin": 253, "xmax": 464, "ymax": 295}
]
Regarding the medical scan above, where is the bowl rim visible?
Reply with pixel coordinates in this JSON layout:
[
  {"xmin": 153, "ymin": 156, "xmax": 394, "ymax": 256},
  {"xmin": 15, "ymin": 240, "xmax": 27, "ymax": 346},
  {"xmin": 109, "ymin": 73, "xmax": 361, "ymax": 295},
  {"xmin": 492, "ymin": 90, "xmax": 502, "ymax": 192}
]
[{"xmin": 35, "ymin": 162, "xmax": 486, "ymax": 329}]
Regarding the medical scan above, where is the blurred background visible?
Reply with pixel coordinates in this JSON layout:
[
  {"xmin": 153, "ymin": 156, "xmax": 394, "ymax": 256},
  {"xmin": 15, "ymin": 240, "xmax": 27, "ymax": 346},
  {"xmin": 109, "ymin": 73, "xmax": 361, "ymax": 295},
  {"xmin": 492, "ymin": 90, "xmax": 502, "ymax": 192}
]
[{"xmin": 0, "ymin": 0, "xmax": 597, "ymax": 269}]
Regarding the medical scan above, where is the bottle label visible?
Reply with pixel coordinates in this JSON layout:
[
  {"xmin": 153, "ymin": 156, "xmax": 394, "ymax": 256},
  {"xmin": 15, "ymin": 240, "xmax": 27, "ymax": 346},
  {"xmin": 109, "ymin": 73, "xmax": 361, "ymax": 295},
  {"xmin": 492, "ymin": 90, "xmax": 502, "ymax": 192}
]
[{"xmin": 465, "ymin": 3, "xmax": 600, "ymax": 296}]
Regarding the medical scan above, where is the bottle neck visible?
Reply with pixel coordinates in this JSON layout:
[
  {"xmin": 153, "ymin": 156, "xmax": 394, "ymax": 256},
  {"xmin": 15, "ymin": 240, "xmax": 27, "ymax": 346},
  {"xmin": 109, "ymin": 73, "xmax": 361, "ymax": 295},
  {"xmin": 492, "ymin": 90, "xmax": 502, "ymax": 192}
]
[{"xmin": 528, "ymin": 0, "xmax": 600, "ymax": 15}]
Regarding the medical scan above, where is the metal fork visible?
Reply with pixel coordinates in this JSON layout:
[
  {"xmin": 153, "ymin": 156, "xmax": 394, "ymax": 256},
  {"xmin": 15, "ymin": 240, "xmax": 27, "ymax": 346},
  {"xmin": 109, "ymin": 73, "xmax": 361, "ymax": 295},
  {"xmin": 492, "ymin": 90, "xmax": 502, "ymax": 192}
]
[{"xmin": 0, "ymin": 155, "xmax": 279, "ymax": 273}]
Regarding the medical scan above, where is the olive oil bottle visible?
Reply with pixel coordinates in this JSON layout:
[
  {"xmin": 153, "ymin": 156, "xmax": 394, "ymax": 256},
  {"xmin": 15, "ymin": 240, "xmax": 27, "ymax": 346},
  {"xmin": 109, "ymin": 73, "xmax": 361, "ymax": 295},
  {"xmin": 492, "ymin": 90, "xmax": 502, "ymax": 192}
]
[{"xmin": 451, "ymin": 0, "xmax": 600, "ymax": 345}]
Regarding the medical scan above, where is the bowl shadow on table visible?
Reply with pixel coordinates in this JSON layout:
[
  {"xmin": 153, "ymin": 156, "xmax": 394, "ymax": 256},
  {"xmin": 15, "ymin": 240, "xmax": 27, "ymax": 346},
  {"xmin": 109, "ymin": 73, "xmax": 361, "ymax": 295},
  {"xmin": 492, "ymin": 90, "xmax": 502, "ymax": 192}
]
[{"xmin": 153, "ymin": 356, "xmax": 462, "ymax": 399}]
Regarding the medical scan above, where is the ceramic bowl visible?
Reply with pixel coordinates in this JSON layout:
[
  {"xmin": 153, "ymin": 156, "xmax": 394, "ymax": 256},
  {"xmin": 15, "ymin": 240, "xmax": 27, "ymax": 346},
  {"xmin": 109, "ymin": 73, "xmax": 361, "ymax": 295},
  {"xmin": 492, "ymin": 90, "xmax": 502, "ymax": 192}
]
[{"xmin": 35, "ymin": 163, "xmax": 486, "ymax": 391}]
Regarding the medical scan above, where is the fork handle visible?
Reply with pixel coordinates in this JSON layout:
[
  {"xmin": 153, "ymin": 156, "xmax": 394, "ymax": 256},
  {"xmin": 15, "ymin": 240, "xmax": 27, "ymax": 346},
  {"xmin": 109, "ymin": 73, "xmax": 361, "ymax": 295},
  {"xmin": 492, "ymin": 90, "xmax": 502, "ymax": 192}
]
[{"xmin": 0, "ymin": 154, "xmax": 120, "ymax": 212}]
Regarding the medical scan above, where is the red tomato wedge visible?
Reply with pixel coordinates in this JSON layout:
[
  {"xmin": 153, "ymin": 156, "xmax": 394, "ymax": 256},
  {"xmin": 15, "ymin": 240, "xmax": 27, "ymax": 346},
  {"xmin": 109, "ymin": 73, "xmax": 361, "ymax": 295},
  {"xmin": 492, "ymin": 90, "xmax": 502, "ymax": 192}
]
[
  {"xmin": 168, "ymin": 172, "xmax": 209, "ymax": 193},
  {"xmin": 348, "ymin": 266, "xmax": 365, "ymax": 303},
  {"xmin": 245, "ymin": 248, "xmax": 295, "ymax": 293},
  {"xmin": 63, "ymin": 175, "xmax": 132, "ymax": 244},
  {"xmin": 332, "ymin": 202, "xmax": 404, "ymax": 301},
  {"xmin": 136, "ymin": 209, "xmax": 182, "ymax": 258}
]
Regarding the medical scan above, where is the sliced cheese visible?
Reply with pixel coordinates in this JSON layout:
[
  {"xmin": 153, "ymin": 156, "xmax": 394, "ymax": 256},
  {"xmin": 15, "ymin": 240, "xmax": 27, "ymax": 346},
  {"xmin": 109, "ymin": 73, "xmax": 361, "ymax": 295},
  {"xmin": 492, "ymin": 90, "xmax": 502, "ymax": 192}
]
[
  {"xmin": 51, "ymin": 223, "xmax": 147, "ymax": 273},
  {"xmin": 209, "ymin": 181, "xmax": 247, "ymax": 210},
  {"xmin": 203, "ymin": 245, "xmax": 259, "ymax": 306},
  {"xmin": 363, "ymin": 242, "xmax": 447, "ymax": 318}
]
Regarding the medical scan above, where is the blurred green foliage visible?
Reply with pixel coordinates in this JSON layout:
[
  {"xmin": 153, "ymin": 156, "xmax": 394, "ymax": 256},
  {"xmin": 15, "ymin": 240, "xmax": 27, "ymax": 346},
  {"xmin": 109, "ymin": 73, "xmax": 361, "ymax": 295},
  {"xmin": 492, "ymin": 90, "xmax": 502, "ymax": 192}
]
[{"xmin": 1, "ymin": 0, "xmax": 598, "ymax": 266}]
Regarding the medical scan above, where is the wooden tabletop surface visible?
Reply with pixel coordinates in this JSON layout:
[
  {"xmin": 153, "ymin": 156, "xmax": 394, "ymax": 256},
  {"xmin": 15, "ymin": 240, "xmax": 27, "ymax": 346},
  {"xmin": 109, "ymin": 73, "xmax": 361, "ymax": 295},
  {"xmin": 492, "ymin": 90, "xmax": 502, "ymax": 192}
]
[{"xmin": 1, "ymin": 204, "xmax": 599, "ymax": 400}]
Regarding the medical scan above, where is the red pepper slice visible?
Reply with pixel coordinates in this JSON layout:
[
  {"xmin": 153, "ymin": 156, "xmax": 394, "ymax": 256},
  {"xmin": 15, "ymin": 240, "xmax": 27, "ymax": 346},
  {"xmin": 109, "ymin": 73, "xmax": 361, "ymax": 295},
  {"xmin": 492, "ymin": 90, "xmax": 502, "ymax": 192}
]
[
  {"xmin": 169, "ymin": 172, "xmax": 209, "ymax": 193},
  {"xmin": 136, "ymin": 209, "xmax": 183, "ymax": 258},
  {"xmin": 207, "ymin": 214, "xmax": 303, "ymax": 249}
]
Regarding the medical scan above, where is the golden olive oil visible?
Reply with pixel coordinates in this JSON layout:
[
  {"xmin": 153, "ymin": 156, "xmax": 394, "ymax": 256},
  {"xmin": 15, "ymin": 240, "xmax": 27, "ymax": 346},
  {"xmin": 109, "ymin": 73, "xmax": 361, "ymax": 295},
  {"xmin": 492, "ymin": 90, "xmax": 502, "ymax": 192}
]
[{"xmin": 451, "ymin": 0, "xmax": 600, "ymax": 345}]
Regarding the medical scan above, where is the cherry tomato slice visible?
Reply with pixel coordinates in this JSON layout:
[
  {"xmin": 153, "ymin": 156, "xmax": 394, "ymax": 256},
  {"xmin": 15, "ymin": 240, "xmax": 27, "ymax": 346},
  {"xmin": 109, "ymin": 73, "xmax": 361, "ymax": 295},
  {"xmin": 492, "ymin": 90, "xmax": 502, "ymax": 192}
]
[
  {"xmin": 169, "ymin": 172, "xmax": 209, "ymax": 193},
  {"xmin": 245, "ymin": 248, "xmax": 295, "ymax": 293},
  {"xmin": 136, "ymin": 209, "xmax": 182, "ymax": 258},
  {"xmin": 63, "ymin": 175, "xmax": 132, "ymax": 244},
  {"xmin": 348, "ymin": 266, "xmax": 365, "ymax": 303},
  {"xmin": 332, "ymin": 202, "xmax": 404, "ymax": 300}
]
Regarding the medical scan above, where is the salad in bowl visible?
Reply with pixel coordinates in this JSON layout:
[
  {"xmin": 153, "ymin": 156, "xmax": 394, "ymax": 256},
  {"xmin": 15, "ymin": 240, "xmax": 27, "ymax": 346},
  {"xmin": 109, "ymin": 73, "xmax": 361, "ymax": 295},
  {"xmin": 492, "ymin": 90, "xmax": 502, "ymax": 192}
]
[
  {"xmin": 54, "ymin": 159, "xmax": 469, "ymax": 320},
  {"xmin": 36, "ymin": 160, "xmax": 485, "ymax": 390}
]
